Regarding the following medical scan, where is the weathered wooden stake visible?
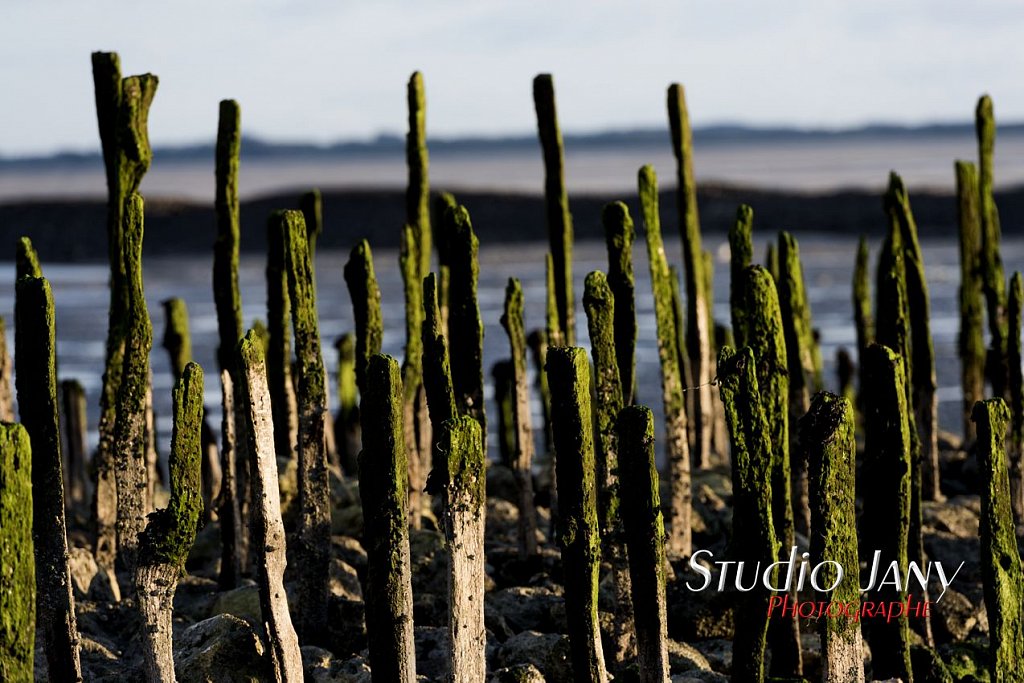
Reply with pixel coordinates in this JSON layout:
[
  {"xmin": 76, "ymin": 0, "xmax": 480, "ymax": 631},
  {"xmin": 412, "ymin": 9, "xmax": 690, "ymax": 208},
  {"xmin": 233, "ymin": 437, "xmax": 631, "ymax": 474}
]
[
  {"xmin": 335, "ymin": 333, "xmax": 360, "ymax": 476},
  {"xmin": 218, "ymin": 370, "xmax": 242, "ymax": 589},
  {"xmin": 344, "ymin": 239, "xmax": 384, "ymax": 396},
  {"xmin": 300, "ymin": 188, "xmax": 322, "ymax": 280},
  {"xmin": 238, "ymin": 332, "xmax": 304, "ymax": 682},
  {"xmin": 15, "ymin": 275, "xmax": 82, "ymax": 680},
  {"xmin": 638, "ymin": 165, "xmax": 691, "ymax": 557},
  {"xmin": 359, "ymin": 354, "xmax": 417, "ymax": 683},
  {"xmin": 859, "ymin": 343, "xmax": 913, "ymax": 681},
  {"xmin": 546, "ymin": 347, "xmax": 608, "ymax": 683},
  {"xmin": 0, "ymin": 318, "xmax": 13, "ymax": 423},
  {"xmin": 0, "ymin": 424, "xmax": 35, "ymax": 681},
  {"xmin": 400, "ymin": 225, "xmax": 426, "ymax": 528},
  {"xmin": 493, "ymin": 361, "xmax": 516, "ymax": 466},
  {"xmin": 603, "ymin": 202, "xmax": 637, "ymax": 404},
  {"xmin": 852, "ymin": 235, "xmax": 873, "ymax": 416},
  {"xmin": 422, "ymin": 273, "xmax": 458, "ymax": 492},
  {"xmin": 501, "ymin": 279, "xmax": 539, "ymax": 559},
  {"xmin": 802, "ymin": 392, "xmax": 864, "ymax": 683},
  {"xmin": 267, "ymin": 215, "xmax": 298, "ymax": 459},
  {"xmin": 957, "ymin": 160, "xmax": 986, "ymax": 444},
  {"xmin": 717, "ymin": 346, "xmax": 777, "ymax": 683},
  {"xmin": 282, "ymin": 210, "xmax": 331, "ymax": 644},
  {"xmin": 729, "ymin": 204, "xmax": 754, "ymax": 348},
  {"xmin": 61, "ymin": 379, "xmax": 89, "ymax": 508},
  {"xmin": 438, "ymin": 416, "xmax": 486, "ymax": 682},
  {"xmin": 973, "ymin": 398, "xmax": 1024, "ymax": 679},
  {"xmin": 135, "ymin": 362, "xmax": 204, "ymax": 683},
  {"xmin": 407, "ymin": 71, "xmax": 432, "ymax": 278},
  {"xmin": 616, "ymin": 407, "xmax": 669, "ymax": 683},
  {"xmin": 1008, "ymin": 273, "xmax": 1024, "ymax": 525},
  {"xmin": 668, "ymin": 83, "xmax": 712, "ymax": 469},
  {"xmin": 16, "ymin": 236, "xmax": 41, "ymax": 279}
]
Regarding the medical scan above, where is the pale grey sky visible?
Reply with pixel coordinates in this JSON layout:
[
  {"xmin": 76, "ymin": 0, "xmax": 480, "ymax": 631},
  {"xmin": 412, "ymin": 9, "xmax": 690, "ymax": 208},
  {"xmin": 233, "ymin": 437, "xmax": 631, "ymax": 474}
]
[{"xmin": 3, "ymin": 0, "xmax": 1023, "ymax": 156}]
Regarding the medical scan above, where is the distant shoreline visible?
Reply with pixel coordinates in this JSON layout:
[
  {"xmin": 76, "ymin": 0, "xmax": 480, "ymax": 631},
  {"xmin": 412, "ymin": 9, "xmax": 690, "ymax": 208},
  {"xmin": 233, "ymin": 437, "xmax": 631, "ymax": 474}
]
[{"xmin": 5, "ymin": 184, "xmax": 1024, "ymax": 263}]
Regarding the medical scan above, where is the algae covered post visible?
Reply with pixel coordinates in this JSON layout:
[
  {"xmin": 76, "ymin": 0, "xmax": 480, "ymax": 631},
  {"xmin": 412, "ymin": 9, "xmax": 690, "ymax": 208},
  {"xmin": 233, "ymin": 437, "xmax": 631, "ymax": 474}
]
[
  {"xmin": 0, "ymin": 424, "xmax": 34, "ymax": 680},
  {"xmin": 602, "ymin": 201, "xmax": 637, "ymax": 404},
  {"xmin": 957, "ymin": 160, "xmax": 985, "ymax": 443}
]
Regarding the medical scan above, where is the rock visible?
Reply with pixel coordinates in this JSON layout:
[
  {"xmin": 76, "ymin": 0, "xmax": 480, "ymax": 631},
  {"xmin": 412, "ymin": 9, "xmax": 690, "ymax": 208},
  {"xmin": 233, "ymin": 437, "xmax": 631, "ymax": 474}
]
[
  {"xmin": 670, "ymin": 672, "xmax": 729, "ymax": 683},
  {"xmin": 487, "ymin": 498, "xmax": 521, "ymax": 544},
  {"xmin": 209, "ymin": 583, "xmax": 262, "ymax": 623},
  {"xmin": 938, "ymin": 639, "xmax": 990, "ymax": 682},
  {"xmin": 409, "ymin": 528, "xmax": 448, "ymax": 595},
  {"xmin": 68, "ymin": 546, "xmax": 98, "ymax": 599},
  {"xmin": 487, "ymin": 463, "xmax": 520, "ymax": 504},
  {"xmin": 910, "ymin": 645, "xmax": 953, "ymax": 683},
  {"xmin": 87, "ymin": 565, "xmax": 121, "ymax": 604},
  {"xmin": 666, "ymin": 574, "xmax": 734, "ymax": 640},
  {"xmin": 486, "ymin": 586, "xmax": 566, "ymax": 634},
  {"xmin": 489, "ymin": 663, "xmax": 546, "ymax": 682},
  {"xmin": 690, "ymin": 639, "xmax": 732, "ymax": 675},
  {"xmin": 922, "ymin": 497, "xmax": 980, "ymax": 537},
  {"xmin": 667, "ymin": 639, "xmax": 712, "ymax": 673},
  {"xmin": 931, "ymin": 588, "xmax": 985, "ymax": 644},
  {"xmin": 302, "ymin": 645, "xmax": 334, "ymax": 680},
  {"xmin": 326, "ymin": 596, "xmax": 367, "ymax": 657},
  {"xmin": 495, "ymin": 631, "xmax": 572, "ymax": 683},
  {"xmin": 332, "ymin": 535, "xmax": 368, "ymax": 576},
  {"xmin": 79, "ymin": 634, "xmax": 121, "ymax": 680},
  {"xmin": 174, "ymin": 614, "xmax": 271, "ymax": 682},
  {"xmin": 173, "ymin": 574, "xmax": 219, "ymax": 623},
  {"xmin": 187, "ymin": 520, "xmax": 222, "ymax": 570},
  {"xmin": 414, "ymin": 625, "xmax": 450, "ymax": 680},
  {"xmin": 331, "ymin": 504, "xmax": 363, "ymax": 537},
  {"xmin": 330, "ymin": 558, "xmax": 363, "ymax": 600}
]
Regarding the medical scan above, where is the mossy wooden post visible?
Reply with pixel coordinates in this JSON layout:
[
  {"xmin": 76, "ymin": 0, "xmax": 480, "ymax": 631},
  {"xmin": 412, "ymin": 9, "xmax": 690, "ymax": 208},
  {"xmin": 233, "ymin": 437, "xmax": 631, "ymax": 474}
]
[
  {"xmin": 853, "ymin": 235, "xmax": 873, "ymax": 415},
  {"xmin": 407, "ymin": 71, "xmax": 432, "ymax": 278},
  {"xmin": 344, "ymin": 239, "xmax": 384, "ymax": 397},
  {"xmin": 218, "ymin": 370, "xmax": 242, "ymax": 589},
  {"xmin": 729, "ymin": 204, "xmax": 754, "ymax": 348},
  {"xmin": 16, "ymin": 236, "xmax": 41, "ymax": 279},
  {"xmin": 859, "ymin": 343, "xmax": 913, "ymax": 681},
  {"xmin": 669, "ymin": 265, "xmax": 695, "ymax": 455},
  {"xmin": 1008, "ymin": 273, "xmax": 1024, "ymax": 524},
  {"xmin": 446, "ymin": 205, "xmax": 486, "ymax": 451},
  {"xmin": 976, "ymin": 96, "xmax": 1009, "ymax": 398},
  {"xmin": 0, "ymin": 318, "xmax": 14, "ymax": 423},
  {"xmin": 422, "ymin": 273, "xmax": 457, "ymax": 489},
  {"xmin": 957, "ymin": 160, "xmax": 986, "ymax": 444},
  {"xmin": 616, "ymin": 407, "xmax": 669, "ymax": 683},
  {"xmin": 886, "ymin": 173, "xmax": 942, "ymax": 502},
  {"xmin": 438, "ymin": 416, "xmax": 486, "ymax": 682},
  {"xmin": 112, "ymin": 194, "xmax": 153, "ymax": 585},
  {"xmin": 359, "ymin": 354, "xmax": 417, "ymax": 683},
  {"xmin": 493, "ymin": 362, "xmax": 515, "ymax": 465},
  {"xmin": 717, "ymin": 346, "xmax": 777, "ymax": 683},
  {"xmin": 501, "ymin": 279, "xmax": 539, "ymax": 558},
  {"xmin": 528, "ymin": 327, "xmax": 557, "ymax": 528},
  {"xmin": 0, "ymin": 424, "xmax": 34, "ymax": 681},
  {"xmin": 91, "ymin": 53, "xmax": 157, "ymax": 576},
  {"xmin": 432, "ymin": 191, "xmax": 458, "ymax": 330},
  {"xmin": 335, "ymin": 333, "xmax": 360, "ymax": 476},
  {"xmin": 546, "ymin": 347, "xmax": 608, "ymax": 683},
  {"xmin": 61, "ymin": 379, "xmax": 89, "ymax": 507},
  {"xmin": 802, "ymin": 393, "xmax": 864, "ymax": 683},
  {"xmin": 400, "ymin": 225, "xmax": 426, "ymax": 528},
  {"xmin": 603, "ymin": 202, "xmax": 637, "ymax": 404},
  {"xmin": 705, "ymin": 251, "xmax": 730, "ymax": 460},
  {"xmin": 778, "ymin": 231, "xmax": 814, "ymax": 538},
  {"xmin": 15, "ymin": 275, "xmax": 82, "ymax": 680},
  {"xmin": 282, "ymin": 210, "xmax": 331, "ymax": 644},
  {"xmin": 668, "ymin": 83, "xmax": 712, "ymax": 469},
  {"xmin": 300, "ymin": 188, "xmax": 322, "ymax": 279},
  {"xmin": 238, "ymin": 332, "xmax": 303, "ymax": 683},
  {"xmin": 973, "ymin": 398, "xmax": 1024, "ymax": 681},
  {"xmin": 737, "ymin": 263, "xmax": 803, "ymax": 676},
  {"xmin": 135, "ymin": 362, "xmax": 204, "ymax": 683},
  {"xmin": 638, "ymin": 165, "xmax": 691, "ymax": 556},
  {"xmin": 765, "ymin": 242, "xmax": 779, "ymax": 283},
  {"xmin": 533, "ymin": 74, "xmax": 575, "ymax": 346},
  {"xmin": 267, "ymin": 215, "xmax": 298, "ymax": 459}
]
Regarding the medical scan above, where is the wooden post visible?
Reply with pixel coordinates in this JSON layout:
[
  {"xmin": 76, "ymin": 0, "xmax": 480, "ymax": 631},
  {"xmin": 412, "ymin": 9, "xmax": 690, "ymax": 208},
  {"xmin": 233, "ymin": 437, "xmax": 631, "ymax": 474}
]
[
  {"xmin": 135, "ymin": 363, "xmax": 204, "ymax": 682},
  {"xmin": 61, "ymin": 380, "xmax": 89, "ymax": 508},
  {"xmin": 267, "ymin": 214, "xmax": 298, "ymax": 459},
  {"xmin": 728, "ymin": 205, "xmax": 754, "ymax": 348},
  {"xmin": 400, "ymin": 225, "xmax": 426, "ymax": 528},
  {"xmin": 602, "ymin": 202, "xmax": 636, "ymax": 404},
  {"xmin": 1009, "ymin": 273, "xmax": 1024, "ymax": 524},
  {"xmin": 0, "ymin": 318, "xmax": 14, "ymax": 423},
  {"xmin": 238, "ymin": 332, "xmax": 303, "ymax": 682},
  {"xmin": 546, "ymin": 347, "xmax": 608, "ymax": 683},
  {"xmin": 335, "ymin": 333, "xmax": 360, "ymax": 476},
  {"xmin": 15, "ymin": 275, "xmax": 82, "ymax": 680},
  {"xmin": 0, "ymin": 424, "xmax": 35, "ymax": 680},
  {"xmin": 218, "ymin": 370, "xmax": 242, "ymax": 589},
  {"xmin": 852, "ymin": 235, "xmax": 873, "ymax": 419},
  {"xmin": 359, "ymin": 354, "xmax": 417, "ymax": 683},
  {"xmin": 422, "ymin": 273, "xmax": 457, "ymax": 493},
  {"xmin": 957, "ymin": 160, "xmax": 986, "ymax": 444},
  {"xmin": 344, "ymin": 239, "xmax": 384, "ymax": 396}
]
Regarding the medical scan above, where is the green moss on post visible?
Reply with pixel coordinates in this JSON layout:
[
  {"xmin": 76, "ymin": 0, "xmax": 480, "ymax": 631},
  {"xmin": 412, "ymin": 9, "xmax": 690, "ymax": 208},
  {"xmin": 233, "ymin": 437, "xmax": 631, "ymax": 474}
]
[
  {"xmin": 616, "ymin": 407, "xmax": 669, "ymax": 683},
  {"xmin": 432, "ymin": 191, "xmax": 458, "ymax": 330},
  {"xmin": 359, "ymin": 354, "xmax": 416, "ymax": 683},
  {"xmin": 859, "ymin": 344, "xmax": 913, "ymax": 681},
  {"xmin": 136, "ymin": 362, "xmax": 204, "ymax": 681},
  {"xmin": 582, "ymin": 271, "xmax": 623, "ymax": 537},
  {"xmin": 501, "ymin": 278, "xmax": 539, "ymax": 558},
  {"xmin": 778, "ymin": 231, "xmax": 814, "ymax": 538},
  {"xmin": 546, "ymin": 347, "xmax": 608, "ymax": 683},
  {"xmin": 0, "ymin": 424, "xmax": 34, "ymax": 682},
  {"xmin": 162, "ymin": 298, "xmax": 192, "ymax": 380},
  {"xmin": 973, "ymin": 398, "xmax": 1024, "ymax": 681},
  {"xmin": 91, "ymin": 53, "xmax": 158, "ymax": 575},
  {"xmin": 112, "ymin": 193, "xmax": 154, "ymax": 583},
  {"xmin": 445, "ymin": 205, "xmax": 486, "ymax": 450},
  {"xmin": 602, "ymin": 202, "xmax": 637, "ymax": 404},
  {"xmin": 668, "ymin": 84, "xmax": 712, "ymax": 469},
  {"xmin": 493, "ymin": 361, "xmax": 516, "ymax": 466},
  {"xmin": 716, "ymin": 346, "xmax": 777, "ymax": 683},
  {"xmin": 344, "ymin": 239, "xmax": 384, "ymax": 396},
  {"xmin": 802, "ymin": 393, "xmax": 864, "ymax": 682},
  {"xmin": 16, "ymin": 236, "xmax": 41, "ymax": 279},
  {"xmin": 534, "ymin": 74, "xmax": 575, "ymax": 346},
  {"xmin": 214, "ymin": 99, "xmax": 244, "ymax": 375},
  {"xmin": 1008, "ymin": 273, "xmax": 1024, "ymax": 524},
  {"xmin": 958, "ymin": 160, "xmax": 986, "ymax": 444},
  {"xmin": 729, "ymin": 205, "xmax": 754, "ymax": 348},
  {"xmin": 266, "ymin": 215, "xmax": 297, "ymax": 460},
  {"xmin": 737, "ymin": 264, "xmax": 802, "ymax": 676},
  {"xmin": 886, "ymin": 172, "xmax": 941, "ymax": 502},
  {"xmin": 335, "ymin": 333, "xmax": 360, "ymax": 476},
  {"xmin": 976, "ymin": 96, "xmax": 1009, "ymax": 398},
  {"xmin": 528, "ymin": 329, "xmax": 554, "ymax": 455},
  {"xmin": 545, "ymin": 252, "xmax": 565, "ymax": 348},
  {"xmin": 422, "ymin": 273, "xmax": 457, "ymax": 492},
  {"xmin": 400, "ymin": 225, "xmax": 426, "ymax": 527},
  {"xmin": 638, "ymin": 165, "xmax": 691, "ymax": 556},
  {"xmin": 407, "ymin": 72, "xmax": 432, "ymax": 279},
  {"xmin": 765, "ymin": 242, "xmax": 780, "ymax": 283},
  {"xmin": 15, "ymin": 275, "xmax": 82, "ymax": 680},
  {"xmin": 282, "ymin": 210, "xmax": 331, "ymax": 644},
  {"xmin": 300, "ymin": 188, "xmax": 323, "ymax": 279},
  {"xmin": 853, "ymin": 235, "xmax": 873, "ymax": 418},
  {"xmin": 0, "ymin": 318, "xmax": 13, "ymax": 423}
]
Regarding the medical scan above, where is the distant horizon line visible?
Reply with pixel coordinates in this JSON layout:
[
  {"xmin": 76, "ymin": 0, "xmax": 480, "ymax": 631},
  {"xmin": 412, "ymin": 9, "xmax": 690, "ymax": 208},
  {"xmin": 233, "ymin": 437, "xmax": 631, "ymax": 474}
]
[{"xmin": 4, "ymin": 119, "xmax": 1024, "ymax": 166}]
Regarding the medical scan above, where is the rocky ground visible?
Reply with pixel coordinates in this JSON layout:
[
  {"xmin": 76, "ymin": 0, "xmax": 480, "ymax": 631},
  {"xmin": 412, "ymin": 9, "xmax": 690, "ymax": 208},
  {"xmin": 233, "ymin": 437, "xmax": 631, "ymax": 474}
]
[{"xmin": 44, "ymin": 430, "xmax": 993, "ymax": 682}]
